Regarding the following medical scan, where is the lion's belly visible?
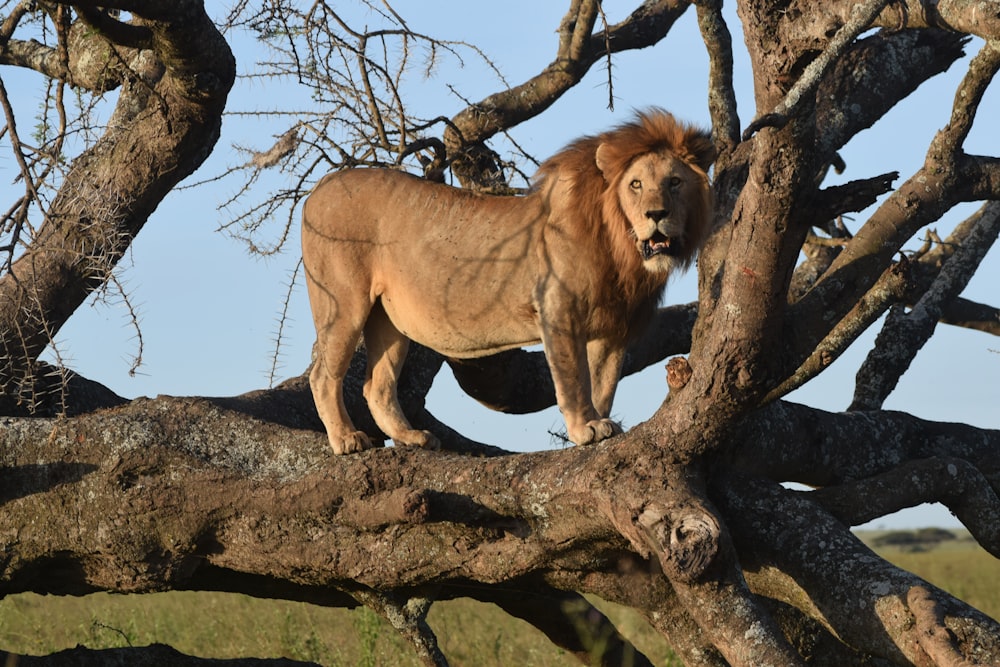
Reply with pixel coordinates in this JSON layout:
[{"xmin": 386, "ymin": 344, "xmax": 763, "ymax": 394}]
[{"xmin": 379, "ymin": 279, "xmax": 541, "ymax": 357}]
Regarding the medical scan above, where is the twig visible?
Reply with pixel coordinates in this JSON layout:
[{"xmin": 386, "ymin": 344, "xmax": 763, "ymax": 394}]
[
  {"xmin": 596, "ymin": 2, "xmax": 615, "ymax": 111},
  {"xmin": 267, "ymin": 257, "xmax": 302, "ymax": 388}
]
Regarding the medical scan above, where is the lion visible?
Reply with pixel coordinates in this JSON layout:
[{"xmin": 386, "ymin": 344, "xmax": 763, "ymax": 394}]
[{"xmin": 302, "ymin": 109, "xmax": 715, "ymax": 455}]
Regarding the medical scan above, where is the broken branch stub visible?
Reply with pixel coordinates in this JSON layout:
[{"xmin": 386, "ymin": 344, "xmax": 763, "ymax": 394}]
[{"xmin": 637, "ymin": 502, "xmax": 721, "ymax": 584}]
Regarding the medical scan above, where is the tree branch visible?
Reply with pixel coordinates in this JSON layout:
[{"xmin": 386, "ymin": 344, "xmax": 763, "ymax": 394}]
[
  {"xmin": 720, "ymin": 473, "xmax": 1000, "ymax": 665},
  {"xmin": 929, "ymin": 39, "xmax": 1000, "ymax": 158},
  {"xmin": 0, "ymin": 0, "xmax": 235, "ymax": 411},
  {"xmin": 875, "ymin": 0, "xmax": 1000, "ymax": 40},
  {"xmin": 733, "ymin": 400, "xmax": 1000, "ymax": 490},
  {"xmin": 74, "ymin": 5, "xmax": 154, "ymax": 50},
  {"xmin": 694, "ymin": 0, "xmax": 740, "ymax": 153},
  {"xmin": 811, "ymin": 456, "xmax": 1000, "ymax": 556},
  {"xmin": 446, "ymin": 304, "xmax": 698, "ymax": 414},
  {"xmin": 766, "ymin": 257, "xmax": 908, "ymax": 402},
  {"xmin": 850, "ymin": 200, "xmax": 1000, "ymax": 410},
  {"xmin": 939, "ymin": 297, "xmax": 1000, "ymax": 334},
  {"xmin": 814, "ymin": 29, "xmax": 968, "ymax": 158},
  {"xmin": 444, "ymin": 0, "xmax": 689, "ymax": 188}
]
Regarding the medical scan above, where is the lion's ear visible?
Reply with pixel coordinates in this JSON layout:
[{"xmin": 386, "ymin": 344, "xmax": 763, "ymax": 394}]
[
  {"xmin": 684, "ymin": 129, "xmax": 717, "ymax": 173},
  {"xmin": 595, "ymin": 143, "xmax": 613, "ymax": 179}
]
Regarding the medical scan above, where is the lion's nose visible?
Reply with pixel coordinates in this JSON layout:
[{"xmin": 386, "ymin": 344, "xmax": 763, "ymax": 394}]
[{"xmin": 646, "ymin": 209, "xmax": 669, "ymax": 222}]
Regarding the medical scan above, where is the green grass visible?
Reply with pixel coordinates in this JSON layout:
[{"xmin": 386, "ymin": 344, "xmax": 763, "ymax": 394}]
[{"xmin": 0, "ymin": 532, "xmax": 994, "ymax": 665}]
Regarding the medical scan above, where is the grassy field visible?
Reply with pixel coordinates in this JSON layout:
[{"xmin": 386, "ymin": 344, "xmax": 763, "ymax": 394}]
[{"xmin": 0, "ymin": 530, "xmax": 995, "ymax": 665}]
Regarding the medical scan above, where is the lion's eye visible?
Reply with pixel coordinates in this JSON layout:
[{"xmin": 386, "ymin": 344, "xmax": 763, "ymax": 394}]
[
  {"xmin": 669, "ymin": 176, "xmax": 682, "ymax": 189},
  {"xmin": 629, "ymin": 179, "xmax": 642, "ymax": 190}
]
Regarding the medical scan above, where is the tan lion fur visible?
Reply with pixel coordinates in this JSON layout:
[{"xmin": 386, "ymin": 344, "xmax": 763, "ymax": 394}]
[{"xmin": 302, "ymin": 109, "xmax": 715, "ymax": 455}]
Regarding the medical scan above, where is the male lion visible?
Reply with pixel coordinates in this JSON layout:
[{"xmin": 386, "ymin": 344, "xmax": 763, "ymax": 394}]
[{"xmin": 302, "ymin": 109, "xmax": 715, "ymax": 455}]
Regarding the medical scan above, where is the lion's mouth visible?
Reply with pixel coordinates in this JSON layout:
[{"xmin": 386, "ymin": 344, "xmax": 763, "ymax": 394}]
[{"xmin": 640, "ymin": 232, "xmax": 682, "ymax": 260}]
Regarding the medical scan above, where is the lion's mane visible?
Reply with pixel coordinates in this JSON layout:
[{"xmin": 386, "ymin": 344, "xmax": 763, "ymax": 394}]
[{"xmin": 533, "ymin": 109, "xmax": 715, "ymax": 333}]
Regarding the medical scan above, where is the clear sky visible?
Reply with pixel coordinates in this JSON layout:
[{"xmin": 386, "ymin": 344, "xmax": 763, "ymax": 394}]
[{"xmin": 5, "ymin": 2, "xmax": 997, "ymax": 529}]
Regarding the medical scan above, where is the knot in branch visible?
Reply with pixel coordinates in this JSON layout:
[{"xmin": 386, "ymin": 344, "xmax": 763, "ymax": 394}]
[{"xmin": 638, "ymin": 503, "xmax": 720, "ymax": 584}]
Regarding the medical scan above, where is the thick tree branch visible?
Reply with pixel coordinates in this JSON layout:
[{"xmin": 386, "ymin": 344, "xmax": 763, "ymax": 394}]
[
  {"xmin": 734, "ymin": 401, "xmax": 1000, "ymax": 490},
  {"xmin": 930, "ymin": 39, "xmax": 1000, "ymax": 156},
  {"xmin": 446, "ymin": 304, "xmax": 698, "ymax": 414},
  {"xmin": 3, "ymin": 390, "xmax": 997, "ymax": 662},
  {"xmin": 743, "ymin": 0, "xmax": 892, "ymax": 139},
  {"xmin": 720, "ymin": 474, "xmax": 1000, "ymax": 665},
  {"xmin": 481, "ymin": 585, "xmax": 657, "ymax": 667},
  {"xmin": 1, "ymin": 644, "xmax": 313, "ymax": 666},
  {"xmin": 814, "ymin": 29, "xmax": 968, "ymax": 161},
  {"xmin": 811, "ymin": 457, "xmax": 1000, "ymax": 556},
  {"xmin": 939, "ymin": 297, "xmax": 1000, "ymax": 334},
  {"xmin": 873, "ymin": 0, "xmax": 1000, "ymax": 39},
  {"xmin": 694, "ymin": 0, "xmax": 740, "ymax": 153},
  {"xmin": 74, "ymin": 6, "xmax": 154, "ymax": 50}
]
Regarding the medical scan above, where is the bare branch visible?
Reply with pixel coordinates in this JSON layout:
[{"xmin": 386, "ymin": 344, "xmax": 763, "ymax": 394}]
[
  {"xmin": 873, "ymin": 0, "xmax": 1000, "ymax": 39},
  {"xmin": 939, "ymin": 297, "xmax": 1000, "ymax": 334},
  {"xmin": 930, "ymin": 39, "xmax": 1000, "ymax": 157},
  {"xmin": 350, "ymin": 589, "xmax": 448, "ymax": 667},
  {"xmin": 766, "ymin": 258, "xmax": 908, "ymax": 402},
  {"xmin": 721, "ymin": 475, "xmax": 1000, "ymax": 665},
  {"xmin": 446, "ymin": 304, "xmax": 697, "ymax": 414},
  {"xmin": 734, "ymin": 401, "xmax": 1000, "ymax": 490},
  {"xmin": 74, "ymin": 5, "xmax": 153, "ymax": 50},
  {"xmin": 850, "ymin": 201, "xmax": 1000, "ymax": 410},
  {"xmin": 694, "ymin": 0, "xmax": 740, "ymax": 153},
  {"xmin": 444, "ymin": 0, "xmax": 689, "ymax": 187}
]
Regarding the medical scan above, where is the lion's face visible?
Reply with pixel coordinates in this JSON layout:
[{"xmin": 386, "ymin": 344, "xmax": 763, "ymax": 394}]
[{"xmin": 612, "ymin": 150, "xmax": 708, "ymax": 273}]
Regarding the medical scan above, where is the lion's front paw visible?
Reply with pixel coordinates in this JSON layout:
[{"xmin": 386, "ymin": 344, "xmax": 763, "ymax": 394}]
[
  {"xmin": 569, "ymin": 419, "xmax": 622, "ymax": 446},
  {"xmin": 331, "ymin": 431, "xmax": 374, "ymax": 455},
  {"xmin": 392, "ymin": 429, "xmax": 441, "ymax": 451}
]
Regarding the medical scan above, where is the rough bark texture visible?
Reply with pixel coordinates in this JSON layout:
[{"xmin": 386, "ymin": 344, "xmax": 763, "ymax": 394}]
[{"xmin": 2, "ymin": 1, "xmax": 1000, "ymax": 665}]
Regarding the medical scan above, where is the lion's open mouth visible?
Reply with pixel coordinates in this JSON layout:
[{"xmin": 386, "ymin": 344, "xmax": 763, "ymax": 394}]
[{"xmin": 641, "ymin": 232, "xmax": 681, "ymax": 260}]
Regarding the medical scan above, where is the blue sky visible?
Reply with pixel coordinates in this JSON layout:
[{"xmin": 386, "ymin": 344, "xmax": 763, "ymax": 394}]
[{"xmin": 5, "ymin": 2, "xmax": 997, "ymax": 528}]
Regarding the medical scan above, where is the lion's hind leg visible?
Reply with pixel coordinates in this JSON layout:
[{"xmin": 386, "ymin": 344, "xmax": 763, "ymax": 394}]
[
  {"xmin": 305, "ymin": 274, "xmax": 377, "ymax": 455},
  {"xmin": 363, "ymin": 302, "xmax": 441, "ymax": 451}
]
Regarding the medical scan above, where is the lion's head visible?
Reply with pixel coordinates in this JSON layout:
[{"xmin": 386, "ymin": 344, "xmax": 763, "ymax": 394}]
[
  {"xmin": 594, "ymin": 110, "xmax": 715, "ymax": 276},
  {"xmin": 537, "ymin": 109, "xmax": 715, "ymax": 284}
]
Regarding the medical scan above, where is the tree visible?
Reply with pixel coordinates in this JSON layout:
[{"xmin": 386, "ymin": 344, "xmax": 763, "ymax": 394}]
[{"xmin": 2, "ymin": 0, "xmax": 999, "ymax": 665}]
